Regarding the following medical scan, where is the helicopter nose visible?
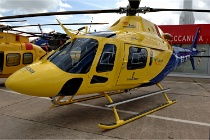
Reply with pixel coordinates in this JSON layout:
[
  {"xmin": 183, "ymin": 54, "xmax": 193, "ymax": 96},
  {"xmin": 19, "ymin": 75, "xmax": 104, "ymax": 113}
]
[{"xmin": 5, "ymin": 62, "xmax": 57, "ymax": 97}]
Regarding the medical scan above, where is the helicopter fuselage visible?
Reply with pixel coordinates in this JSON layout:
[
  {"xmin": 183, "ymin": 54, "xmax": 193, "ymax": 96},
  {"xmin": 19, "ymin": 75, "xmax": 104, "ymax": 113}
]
[
  {"xmin": 5, "ymin": 16, "xmax": 198, "ymax": 97},
  {"xmin": 5, "ymin": 36, "xmax": 172, "ymax": 97}
]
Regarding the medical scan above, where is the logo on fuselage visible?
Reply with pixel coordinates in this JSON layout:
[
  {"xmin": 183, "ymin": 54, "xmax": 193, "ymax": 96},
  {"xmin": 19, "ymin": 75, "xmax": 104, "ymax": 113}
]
[
  {"xmin": 154, "ymin": 57, "xmax": 163, "ymax": 65},
  {"xmin": 127, "ymin": 72, "xmax": 139, "ymax": 81},
  {"xmin": 122, "ymin": 22, "xmax": 136, "ymax": 28},
  {"xmin": 21, "ymin": 66, "xmax": 35, "ymax": 74}
]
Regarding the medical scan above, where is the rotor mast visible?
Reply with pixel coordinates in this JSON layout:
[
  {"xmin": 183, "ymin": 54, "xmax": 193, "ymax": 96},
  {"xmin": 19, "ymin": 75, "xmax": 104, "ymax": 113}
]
[{"xmin": 127, "ymin": 0, "xmax": 141, "ymax": 16}]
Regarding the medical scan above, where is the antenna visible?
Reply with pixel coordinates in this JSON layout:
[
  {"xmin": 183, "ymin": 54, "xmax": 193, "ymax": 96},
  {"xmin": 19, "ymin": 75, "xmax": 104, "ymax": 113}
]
[
  {"xmin": 88, "ymin": 17, "xmax": 93, "ymax": 33},
  {"xmin": 38, "ymin": 24, "xmax": 43, "ymax": 35}
]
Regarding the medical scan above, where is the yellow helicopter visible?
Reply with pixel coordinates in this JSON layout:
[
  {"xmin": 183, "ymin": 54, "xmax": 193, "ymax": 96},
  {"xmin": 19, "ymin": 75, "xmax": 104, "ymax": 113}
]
[{"xmin": 2, "ymin": 0, "xmax": 209, "ymax": 129}]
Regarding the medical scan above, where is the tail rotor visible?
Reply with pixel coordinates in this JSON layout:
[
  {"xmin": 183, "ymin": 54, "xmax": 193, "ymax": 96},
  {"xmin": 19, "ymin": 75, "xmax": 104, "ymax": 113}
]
[{"xmin": 197, "ymin": 46, "xmax": 206, "ymax": 65}]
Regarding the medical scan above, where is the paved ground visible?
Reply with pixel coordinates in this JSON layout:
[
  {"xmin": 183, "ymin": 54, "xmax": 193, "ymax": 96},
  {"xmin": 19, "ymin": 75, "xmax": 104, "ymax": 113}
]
[{"xmin": 0, "ymin": 77, "xmax": 210, "ymax": 139}]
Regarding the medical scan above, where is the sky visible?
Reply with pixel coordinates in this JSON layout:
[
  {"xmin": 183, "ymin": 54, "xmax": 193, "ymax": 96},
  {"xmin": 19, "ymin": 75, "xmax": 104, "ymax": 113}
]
[{"xmin": 0, "ymin": 0, "xmax": 210, "ymax": 39}]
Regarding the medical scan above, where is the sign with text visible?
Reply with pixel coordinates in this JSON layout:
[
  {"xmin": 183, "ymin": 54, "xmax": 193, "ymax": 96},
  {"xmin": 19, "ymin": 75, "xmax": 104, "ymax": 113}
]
[{"xmin": 159, "ymin": 24, "xmax": 210, "ymax": 44}]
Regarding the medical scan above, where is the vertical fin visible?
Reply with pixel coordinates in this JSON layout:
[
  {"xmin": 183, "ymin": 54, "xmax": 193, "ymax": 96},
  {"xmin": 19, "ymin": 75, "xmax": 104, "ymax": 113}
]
[
  {"xmin": 190, "ymin": 57, "xmax": 195, "ymax": 70},
  {"xmin": 56, "ymin": 19, "xmax": 76, "ymax": 39},
  {"xmin": 190, "ymin": 27, "xmax": 200, "ymax": 70},
  {"xmin": 190, "ymin": 27, "xmax": 200, "ymax": 50}
]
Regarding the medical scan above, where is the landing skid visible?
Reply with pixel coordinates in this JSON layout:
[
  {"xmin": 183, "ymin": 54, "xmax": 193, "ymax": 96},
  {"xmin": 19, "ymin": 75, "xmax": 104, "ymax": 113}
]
[
  {"xmin": 99, "ymin": 100, "xmax": 176, "ymax": 129},
  {"xmin": 50, "ymin": 83, "xmax": 176, "ymax": 130},
  {"xmin": 98, "ymin": 83, "xmax": 176, "ymax": 129}
]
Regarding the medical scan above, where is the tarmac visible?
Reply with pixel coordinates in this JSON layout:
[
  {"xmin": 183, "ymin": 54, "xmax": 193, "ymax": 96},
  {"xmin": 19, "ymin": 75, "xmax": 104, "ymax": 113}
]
[{"xmin": 0, "ymin": 76, "xmax": 210, "ymax": 139}]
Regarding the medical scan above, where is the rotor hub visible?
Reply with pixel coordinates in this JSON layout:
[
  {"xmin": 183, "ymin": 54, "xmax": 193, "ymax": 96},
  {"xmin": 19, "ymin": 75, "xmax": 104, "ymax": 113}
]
[{"xmin": 127, "ymin": 0, "xmax": 141, "ymax": 16}]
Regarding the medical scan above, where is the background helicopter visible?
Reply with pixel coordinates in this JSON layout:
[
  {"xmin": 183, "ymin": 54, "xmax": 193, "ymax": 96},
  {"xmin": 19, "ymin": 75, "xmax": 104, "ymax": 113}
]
[
  {"xmin": 1, "ymin": 0, "xmax": 210, "ymax": 129},
  {"xmin": 0, "ymin": 20, "xmax": 47, "ymax": 78},
  {"xmin": 31, "ymin": 25, "xmax": 90, "ymax": 51},
  {"xmin": 31, "ymin": 31, "xmax": 69, "ymax": 51}
]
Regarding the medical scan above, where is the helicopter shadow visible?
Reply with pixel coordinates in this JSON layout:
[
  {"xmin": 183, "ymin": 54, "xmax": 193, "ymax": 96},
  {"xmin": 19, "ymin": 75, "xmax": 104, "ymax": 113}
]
[{"xmin": 0, "ymin": 83, "xmax": 5, "ymax": 87}]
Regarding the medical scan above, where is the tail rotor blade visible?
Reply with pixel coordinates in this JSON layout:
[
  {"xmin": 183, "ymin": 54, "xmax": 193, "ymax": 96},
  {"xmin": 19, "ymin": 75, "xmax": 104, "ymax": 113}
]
[
  {"xmin": 190, "ymin": 57, "xmax": 195, "ymax": 70},
  {"xmin": 197, "ymin": 47, "xmax": 206, "ymax": 65}
]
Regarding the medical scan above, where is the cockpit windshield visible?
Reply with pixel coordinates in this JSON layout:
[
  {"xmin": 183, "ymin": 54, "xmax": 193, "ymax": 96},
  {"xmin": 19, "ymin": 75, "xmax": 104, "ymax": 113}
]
[{"xmin": 49, "ymin": 38, "xmax": 98, "ymax": 74}]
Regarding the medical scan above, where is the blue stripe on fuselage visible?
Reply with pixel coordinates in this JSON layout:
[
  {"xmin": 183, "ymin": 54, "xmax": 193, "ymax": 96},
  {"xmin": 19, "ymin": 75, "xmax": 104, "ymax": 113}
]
[
  {"xmin": 139, "ymin": 53, "xmax": 177, "ymax": 87},
  {"xmin": 139, "ymin": 46, "xmax": 196, "ymax": 87},
  {"xmin": 150, "ymin": 53, "xmax": 177, "ymax": 83}
]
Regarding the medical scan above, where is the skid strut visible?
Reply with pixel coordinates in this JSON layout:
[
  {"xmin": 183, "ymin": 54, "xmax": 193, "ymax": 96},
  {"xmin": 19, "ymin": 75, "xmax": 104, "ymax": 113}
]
[
  {"xmin": 50, "ymin": 90, "xmax": 124, "ymax": 107},
  {"xmin": 98, "ymin": 83, "xmax": 176, "ymax": 130}
]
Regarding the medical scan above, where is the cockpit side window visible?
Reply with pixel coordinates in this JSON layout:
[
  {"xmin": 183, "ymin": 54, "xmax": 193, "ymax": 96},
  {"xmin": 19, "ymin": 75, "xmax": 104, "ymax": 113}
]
[
  {"xmin": 96, "ymin": 44, "xmax": 116, "ymax": 72},
  {"xmin": 127, "ymin": 47, "xmax": 147, "ymax": 70}
]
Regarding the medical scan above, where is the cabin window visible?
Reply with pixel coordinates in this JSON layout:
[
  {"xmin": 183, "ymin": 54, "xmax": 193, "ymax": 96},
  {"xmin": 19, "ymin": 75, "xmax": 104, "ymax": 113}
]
[
  {"xmin": 149, "ymin": 50, "xmax": 153, "ymax": 66},
  {"xmin": 6, "ymin": 53, "xmax": 21, "ymax": 66},
  {"xmin": 90, "ymin": 75, "xmax": 108, "ymax": 84},
  {"xmin": 0, "ymin": 52, "xmax": 3, "ymax": 72},
  {"xmin": 127, "ymin": 47, "xmax": 147, "ymax": 70},
  {"xmin": 96, "ymin": 44, "xmax": 116, "ymax": 72},
  {"xmin": 23, "ymin": 53, "xmax": 33, "ymax": 64}
]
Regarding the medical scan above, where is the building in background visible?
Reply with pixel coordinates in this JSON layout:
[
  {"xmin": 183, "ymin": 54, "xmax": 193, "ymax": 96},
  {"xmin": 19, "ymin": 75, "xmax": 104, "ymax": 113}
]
[{"xmin": 179, "ymin": 0, "xmax": 195, "ymax": 24}]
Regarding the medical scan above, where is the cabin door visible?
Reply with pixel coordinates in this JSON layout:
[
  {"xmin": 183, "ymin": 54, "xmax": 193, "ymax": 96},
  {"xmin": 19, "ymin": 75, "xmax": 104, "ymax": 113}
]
[
  {"xmin": 116, "ymin": 44, "xmax": 149, "ymax": 86},
  {"xmin": 87, "ymin": 42, "xmax": 119, "ymax": 88}
]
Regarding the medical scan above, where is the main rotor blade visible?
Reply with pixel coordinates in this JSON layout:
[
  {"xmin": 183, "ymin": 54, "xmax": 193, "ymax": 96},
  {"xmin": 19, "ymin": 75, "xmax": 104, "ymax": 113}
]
[
  {"xmin": 12, "ymin": 23, "xmax": 109, "ymax": 28},
  {"xmin": 11, "ymin": 29, "xmax": 66, "ymax": 37},
  {"xmin": 11, "ymin": 29, "xmax": 40, "ymax": 36},
  {"xmin": 1, "ymin": 7, "xmax": 209, "ymax": 20},
  {"xmin": 139, "ymin": 7, "xmax": 210, "ymax": 13},
  {"xmin": 0, "ymin": 9, "xmax": 121, "ymax": 20},
  {"xmin": 0, "ymin": 20, "xmax": 27, "ymax": 22}
]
